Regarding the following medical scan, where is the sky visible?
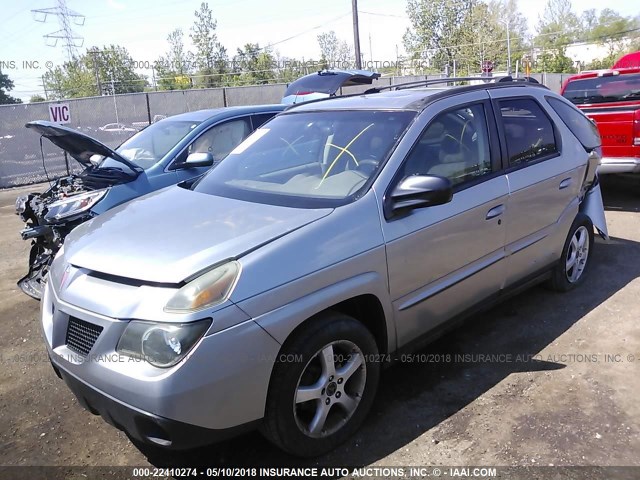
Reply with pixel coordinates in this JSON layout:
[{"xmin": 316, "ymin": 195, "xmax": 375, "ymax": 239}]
[{"xmin": 0, "ymin": 0, "xmax": 638, "ymax": 102}]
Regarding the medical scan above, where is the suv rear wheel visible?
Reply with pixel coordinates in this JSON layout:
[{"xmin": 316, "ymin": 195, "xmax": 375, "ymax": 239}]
[
  {"xmin": 261, "ymin": 312, "xmax": 380, "ymax": 457},
  {"xmin": 548, "ymin": 213, "xmax": 594, "ymax": 292}
]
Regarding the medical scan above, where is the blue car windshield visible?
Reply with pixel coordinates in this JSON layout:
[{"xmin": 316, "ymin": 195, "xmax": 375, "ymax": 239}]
[
  {"xmin": 100, "ymin": 120, "xmax": 201, "ymax": 170},
  {"xmin": 193, "ymin": 110, "xmax": 415, "ymax": 208}
]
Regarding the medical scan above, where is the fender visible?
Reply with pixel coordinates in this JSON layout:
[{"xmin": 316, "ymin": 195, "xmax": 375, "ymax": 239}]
[
  {"xmin": 245, "ymin": 270, "xmax": 394, "ymax": 353},
  {"xmin": 580, "ymin": 179, "xmax": 609, "ymax": 241}
]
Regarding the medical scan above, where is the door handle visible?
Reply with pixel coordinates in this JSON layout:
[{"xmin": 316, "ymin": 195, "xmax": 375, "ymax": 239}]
[
  {"xmin": 486, "ymin": 204, "xmax": 505, "ymax": 220},
  {"xmin": 559, "ymin": 177, "xmax": 572, "ymax": 190}
]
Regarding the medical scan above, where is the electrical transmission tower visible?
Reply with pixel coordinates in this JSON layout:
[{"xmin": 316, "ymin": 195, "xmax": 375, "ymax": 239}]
[{"xmin": 32, "ymin": 0, "xmax": 85, "ymax": 60}]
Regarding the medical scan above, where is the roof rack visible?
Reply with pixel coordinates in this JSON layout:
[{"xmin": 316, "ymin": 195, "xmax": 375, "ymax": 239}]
[{"xmin": 364, "ymin": 75, "xmax": 542, "ymax": 94}]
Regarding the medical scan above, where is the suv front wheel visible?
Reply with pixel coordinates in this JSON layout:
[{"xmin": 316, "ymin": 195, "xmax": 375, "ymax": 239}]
[{"xmin": 262, "ymin": 312, "xmax": 380, "ymax": 457}]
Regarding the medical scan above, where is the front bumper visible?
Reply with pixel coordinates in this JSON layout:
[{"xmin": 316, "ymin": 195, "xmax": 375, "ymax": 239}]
[
  {"xmin": 598, "ymin": 156, "xmax": 640, "ymax": 174},
  {"xmin": 42, "ymin": 279, "xmax": 282, "ymax": 448},
  {"xmin": 50, "ymin": 360, "xmax": 258, "ymax": 449}
]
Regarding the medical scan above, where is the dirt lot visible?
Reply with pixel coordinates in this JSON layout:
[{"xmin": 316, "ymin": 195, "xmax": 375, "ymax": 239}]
[{"xmin": 0, "ymin": 176, "xmax": 639, "ymax": 472}]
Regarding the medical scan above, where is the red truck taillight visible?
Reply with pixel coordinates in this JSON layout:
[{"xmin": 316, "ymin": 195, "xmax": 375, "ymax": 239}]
[{"xmin": 634, "ymin": 109, "xmax": 640, "ymax": 147}]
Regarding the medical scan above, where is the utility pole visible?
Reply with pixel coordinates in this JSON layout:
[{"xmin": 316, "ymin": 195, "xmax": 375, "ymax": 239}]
[
  {"xmin": 151, "ymin": 66, "xmax": 158, "ymax": 91},
  {"xmin": 352, "ymin": 0, "xmax": 362, "ymax": 69},
  {"xmin": 89, "ymin": 48, "xmax": 102, "ymax": 96},
  {"xmin": 506, "ymin": 18, "xmax": 512, "ymax": 76},
  {"xmin": 111, "ymin": 73, "xmax": 119, "ymax": 126},
  {"xmin": 41, "ymin": 75, "xmax": 49, "ymax": 100},
  {"xmin": 499, "ymin": 16, "xmax": 512, "ymax": 75}
]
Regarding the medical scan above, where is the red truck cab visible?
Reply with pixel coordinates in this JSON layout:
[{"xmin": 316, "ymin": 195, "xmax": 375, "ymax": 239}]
[{"xmin": 560, "ymin": 62, "xmax": 640, "ymax": 175}]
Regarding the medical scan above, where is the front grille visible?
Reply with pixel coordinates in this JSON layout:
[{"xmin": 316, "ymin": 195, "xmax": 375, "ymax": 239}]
[{"xmin": 66, "ymin": 317, "xmax": 103, "ymax": 355}]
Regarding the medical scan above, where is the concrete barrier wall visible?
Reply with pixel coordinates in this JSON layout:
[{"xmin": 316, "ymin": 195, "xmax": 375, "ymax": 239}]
[{"xmin": 225, "ymin": 83, "xmax": 288, "ymax": 106}]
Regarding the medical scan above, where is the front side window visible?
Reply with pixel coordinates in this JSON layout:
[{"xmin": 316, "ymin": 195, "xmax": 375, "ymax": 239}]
[
  {"xmin": 187, "ymin": 118, "xmax": 251, "ymax": 162},
  {"xmin": 499, "ymin": 98, "xmax": 558, "ymax": 167},
  {"xmin": 402, "ymin": 103, "xmax": 492, "ymax": 186},
  {"xmin": 193, "ymin": 110, "xmax": 416, "ymax": 207}
]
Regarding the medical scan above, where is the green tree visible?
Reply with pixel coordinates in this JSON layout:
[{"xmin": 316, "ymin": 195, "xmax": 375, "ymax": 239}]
[
  {"xmin": 580, "ymin": 8, "xmax": 598, "ymax": 35},
  {"xmin": 0, "ymin": 69, "xmax": 22, "ymax": 104},
  {"xmin": 190, "ymin": 2, "xmax": 228, "ymax": 87},
  {"xmin": 464, "ymin": 0, "xmax": 530, "ymax": 74},
  {"xmin": 317, "ymin": 31, "xmax": 353, "ymax": 68},
  {"xmin": 535, "ymin": 0, "xmax": 580, "ymax": 49},
  {"xmin": 403, "ymin": 0, "xmax": 475, "ymax": 71},
  {"xmin": 230, "ymin": 43, "xmax": 276, "ymax": 85},
  {"xmin": 156, "ymin": 28, "xmax": 194, "ymax": 90},
  {"xmin": 43, "ymin": 46, "xmax": 146, "ymax": 99},
  {"xmin": 577, "ymin": 9, "xmax": 640, "ymax": 70},
  {"xmin": 587, "ymin": 9, "xmax": 640, "ymax": 56},
  {"xmin": 534, "ymin": 48, "xmax": 576, "ymax": 73},
  {"xmin": 403, "ymin": 0, "xmax": 530, "ymax": 75},
  {"xmin": 29, "ymin": 94, "xmax": 46, "ymax": 103}
]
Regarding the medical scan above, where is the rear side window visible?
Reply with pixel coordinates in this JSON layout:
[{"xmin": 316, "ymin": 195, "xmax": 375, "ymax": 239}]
[
  {"xmin": 562, "ymin": 73, "xmax": 640, "ymax": 105},
  {"xmin": 546, "ymin": 97, "xmax": 601, "ymax": 150},
  {"xmin": 498, "ymin": 98, "xmax": 558, "ymax": 167}
]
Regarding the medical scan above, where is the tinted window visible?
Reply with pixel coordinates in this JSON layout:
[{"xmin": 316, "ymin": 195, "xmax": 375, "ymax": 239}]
[
  {"xmin": 284, "ymin": 72, "xmax": 353, "ymax": 96},
  {"xmin": 499, "ymin": 99, "xmax": 558, "ymax": 166},
  {"xmin": 562, "ymin": 73, "xmax": 640, "ymax": 104},
  {"xmin": 193, "ymin": 110, "xmax": 415, "ymax": 208},
  {"xmin": 403, "ymin": 103, "xmax": 492, "ymax": 186},
  {"xmin": 187, "ymin": 118, "xmax": 251, "ymax": 162},
  {"xmin": 252, "ymin": 113, "xmax": 277, "ymax": 129},
  {"xmin": 546, "ymin": 97, "xmax": 601, "ymax": 150}
]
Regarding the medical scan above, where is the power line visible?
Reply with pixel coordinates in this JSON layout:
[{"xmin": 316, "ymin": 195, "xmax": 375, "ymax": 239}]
[
  {"xmin": 263, "ymin": 12, "xmax": 351, "ymax": 49},
  {"xmin": 360, "ymin": 10, "xmax": 409, "ymax": 19}
]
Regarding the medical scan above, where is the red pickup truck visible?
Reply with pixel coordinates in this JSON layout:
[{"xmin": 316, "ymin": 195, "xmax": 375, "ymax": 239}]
[{"xmin": 560, "ymin": 61, "xmax": 640, "ymax": 175}]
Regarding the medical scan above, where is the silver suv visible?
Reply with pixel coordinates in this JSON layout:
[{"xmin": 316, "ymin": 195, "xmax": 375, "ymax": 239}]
[{"xmin": 41, "ymin": 77, "xmax": 608, "ymax": 457}]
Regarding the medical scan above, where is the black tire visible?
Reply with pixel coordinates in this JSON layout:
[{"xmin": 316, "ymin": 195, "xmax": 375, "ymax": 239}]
[
  {"xmin": 548, "ymin": 213, "xmax": 594, "ymax": 292},
  {"xmin": 261, "ymin": 312, "xmax": 380, "ymax": 457}
]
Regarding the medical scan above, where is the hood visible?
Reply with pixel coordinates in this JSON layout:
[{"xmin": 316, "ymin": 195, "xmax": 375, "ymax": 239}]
[
  {"xmin": 282, "ymin": 69, "xmax": 381, "ymax": 105},
  {"xmin": 64, "ymin": 186, "xmax": 333, "ymax": 283},
  {"xmin": 26, "ymin": 120, "xmax": 143, "ymax": 173},
  {"xmin": 612, "ymin": 52, "xmax": 640, "ymax": 69}
]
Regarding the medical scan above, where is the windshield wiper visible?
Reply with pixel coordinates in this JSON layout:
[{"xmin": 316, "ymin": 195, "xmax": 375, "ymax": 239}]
[{"xmin": 622, "ymin": 90, "xmax": 640, "ymax": 100}]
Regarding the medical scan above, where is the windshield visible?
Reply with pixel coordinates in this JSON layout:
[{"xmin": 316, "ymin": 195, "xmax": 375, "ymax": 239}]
[
  {"xmin": 99, "ymin": 120, "xmax": 201, "ymax": 170},
  {"xmin": 563, "ymin": 74, "xmax": 640, "ymax": 105},
  {"xmin": 193, "ymin": 110, "xmax": 415, "ymax": 207}
]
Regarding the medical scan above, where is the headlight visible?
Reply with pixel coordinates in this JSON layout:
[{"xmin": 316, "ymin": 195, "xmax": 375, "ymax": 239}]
[
  {"xmin": 44, "ymin": 189, "xmax": 108, "ymax": 221},
  {"xmin": 164, "ymin": 261, "xmax": 240, "ymax": 313},
  {"xmin": 15, "ymin": 195, "xmax": 29, "ymax": 215},
  {"xmin": 117, "ymin": 319, "xmax": 211, "ymax": 368}
]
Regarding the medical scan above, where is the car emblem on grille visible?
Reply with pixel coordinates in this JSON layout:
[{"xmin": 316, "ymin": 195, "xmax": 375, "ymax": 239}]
[{"xmin": 60, "ymin": 265, "xmax": 71, "ymax": 290}]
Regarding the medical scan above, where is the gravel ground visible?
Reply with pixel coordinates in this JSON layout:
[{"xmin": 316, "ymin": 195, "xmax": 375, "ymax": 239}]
[{"xmin": 0, "ymin": 175, "xmax": 638, "ymax": 474}]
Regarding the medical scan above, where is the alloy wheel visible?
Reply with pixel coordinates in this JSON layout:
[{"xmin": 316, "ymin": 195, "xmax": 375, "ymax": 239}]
[
  {"xmin": 293, "ymin": 340, "xmax": 366, "ymax": 438},
  {"xmin": 565, "ymin": 225, "xmax": 590, "ymax": 283}
]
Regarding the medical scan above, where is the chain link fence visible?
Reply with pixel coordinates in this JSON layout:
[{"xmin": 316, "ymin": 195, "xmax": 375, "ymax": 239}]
[{"xmin": 0, "ymin": 74, "xmax": 566, "ymax": 189}]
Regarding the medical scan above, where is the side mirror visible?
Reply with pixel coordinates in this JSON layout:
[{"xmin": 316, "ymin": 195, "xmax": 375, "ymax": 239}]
[
  {"xmin": 184, "ymin": 152, "xmax": 214, "ymax": 168},
  {"xmin": 385, "ymin": 175, "xmax": 453, "ymax": 218},
  {"xmin": 89, "ymin": 154, "xmax": 104, "ymax": 166}
]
